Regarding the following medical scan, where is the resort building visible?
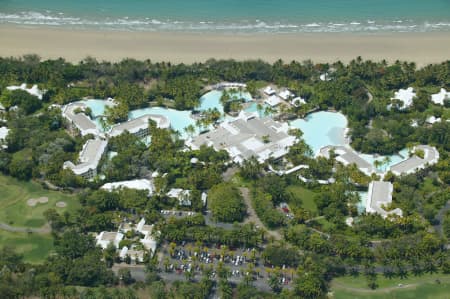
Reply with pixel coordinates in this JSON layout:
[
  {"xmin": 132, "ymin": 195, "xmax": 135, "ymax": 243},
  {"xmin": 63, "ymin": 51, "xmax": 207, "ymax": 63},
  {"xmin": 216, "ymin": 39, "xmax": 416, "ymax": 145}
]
[
  {"xmin": 431, "ymin": 88, "xmax": 450, "ymax": 106},
  {"xmin": 167, "ymin": 188, "xmax": 192, "ymax": 206},
  {"xmin": 7, "ymin": 83, "xmax": 45, "ymax": 100},
  {"xmin": 265, "ymin": 95, "xmax": 283, "ymax": 107},
  {"xmin": 108, "ymin": 114, "xmax": 170, "ymax": 138},
  {"xmin": 118, "ymin": 218, "xmax": 158, "ymax": 257},
  {"xmin": 263, "ymin": 86, "xmax": 276, "ymax": 96},
  {"xmin": 62, "ymin": 102, "xmax": 100, "ymax": 136},
  {"xmin": 136, "ymin": 218, "xmax": 157, "ymax": 255},
  {"xmin": 119, "ymin": 246, "xmax": 145, "ymax": 263},
  {"xmin": 101, "ymin": 179, "xmax": 155, "ymax": 196},
  {"xmin": 95, "ymin": 231, "xmax": 124, "ymax": 249},
  {"xmin": 426, "ymin": 116, "xmax": 442, "ymax": 125},
  {"xmin": 291, "ymin": 97, "xmax": 306, "ymax": 107},
  {"xmin": 319, "ymin": 73, "xmax": 332, "ymax": 81},
  {"xmin": 390, "ymin": 87, "xmax": 416, "ymax": 110},
  {"xmin": 389, "ymin": 145, "xmax": 439, "ymax": 176},
  {"xmin": 366, "ymin": 181, "xmax": 402, "ymax": 218},
  {"xmin": 278, "ymin": 89, "xmax": 293, "ymax": 100},
  {"xmin": 187, "ymin": 111, "xmax": 297, "ymax": 164},
  {"xmin": 63, "ymin": 139, "xmax": 108, "ymax": 180},
  {"xmin": 318, "ymin": 145, "xmax": 376, "ymax": 176},
  {"xmin": 214, "ymin": 82, "xmax": 247, "ymax": 90},
  {"xmin": 0, "ymin": 127, "xmax": 9, "ymax": 149}
]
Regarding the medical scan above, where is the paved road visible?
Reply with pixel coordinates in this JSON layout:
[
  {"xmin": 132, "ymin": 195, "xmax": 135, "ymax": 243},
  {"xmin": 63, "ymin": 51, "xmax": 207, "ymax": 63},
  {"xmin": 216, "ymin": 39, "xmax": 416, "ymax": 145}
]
[
  {"xmin": 0, "ymin": 222, "xmax": 51, "ymax": 234},
  {"xmin": 239, "ymin": 187, "xmax": 282, "ymax": 241}
]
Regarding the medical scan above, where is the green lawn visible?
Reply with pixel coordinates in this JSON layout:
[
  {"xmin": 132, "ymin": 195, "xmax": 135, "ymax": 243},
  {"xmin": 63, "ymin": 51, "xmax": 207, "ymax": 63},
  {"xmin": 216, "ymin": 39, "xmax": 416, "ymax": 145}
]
[
  {"xmin": 332, "ymin": 273, "xmax": 450, "ymax": 299},
  {"xmin": 0, "ymin": 174, "xmax": 80, "ymax": 228},
  {"xmin": 287, "ymin": 185, "xmax": 318, "ymax": 213},
  {"xmin": 0, "ymin": 230, "xmax": 54, "ymax": 263}
]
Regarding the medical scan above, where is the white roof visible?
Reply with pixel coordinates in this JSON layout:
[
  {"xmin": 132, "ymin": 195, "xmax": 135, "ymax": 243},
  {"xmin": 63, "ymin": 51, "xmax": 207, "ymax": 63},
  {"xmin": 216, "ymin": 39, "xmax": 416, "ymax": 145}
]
[
  {"xmin": 95, "ymin": 231, "xmax": 124, "ymax": 249},
  {"xmin": 391, "ymin": 87, "xmax": 416, "ymax": 109},
  {"xmin": 426, "ymin": 116, "xmax": 441, "ymax": 124},
  {"xmin": 167, "ymin": 188, "xmax": 191, "ymax": 206},
  {"xmin": 431, "ymin": 88, "xmax": 450, "ymax": 106},
  {"xmin": 101, "ymin": 179, "xmax": 154, "ymax": 196},
  {"xmin": 319, "ymin": 73, "xmax": 331, "ymax": 81},
  {"xmin": 366, "ymin": 181, "xmax": 402, "ymax": 218},
  {"xmin": 63, "ymin": 139, "xmax": 108, "ymax": 176},
  {"xmin": 109, "ymin": 114, "xmax": 170, "ymax": 137},
  {"xmin": 265, "ymin": 95, "xmax": 282, "ymax": 107},
  {"xmin": 62, "ymin": 102, "xmax": 100, "ymax": 137},
  {"xmin": 7, "ymin": 83, "xmax": 45, "ymax": 100},
  {"xmin": 0, "ymin": 127, "xmax": 9, "ymax": 140},
  {"xmin": 278, "ymin": 90, "xmax": 293, "ymax": 100},
  {"xmin": 291, "ymin": 97, "xmax": 306, "ymax": 106},
  {"xmin": 263, "ymin": 86, "xmax": 276, "ymax": 96}
]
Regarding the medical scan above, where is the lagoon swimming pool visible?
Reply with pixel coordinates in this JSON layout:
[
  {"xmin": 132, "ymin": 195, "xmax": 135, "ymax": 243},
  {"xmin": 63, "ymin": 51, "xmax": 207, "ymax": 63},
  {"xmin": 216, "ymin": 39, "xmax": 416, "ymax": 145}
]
[
  {"xmin": 129, "ymin": 107, "xmax": 197, "ymax": 138},
  {"xmin": 290, "ymin": 111, "xmax": 348, "ymax": 155},
  {"xmin": 199, "ymin": 90, "xmax": 252, "ymax": 114},
  {"xmin": 360, "ymin": 148, "xmax": 410, "ymax": 172}
]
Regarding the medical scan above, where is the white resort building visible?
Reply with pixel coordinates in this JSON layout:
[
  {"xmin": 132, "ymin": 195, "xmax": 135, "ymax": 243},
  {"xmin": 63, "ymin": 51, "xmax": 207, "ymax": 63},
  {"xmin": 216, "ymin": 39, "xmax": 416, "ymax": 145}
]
[
  {"xmin": 7, "ymin": 83, "xmax": 45, "ymax": 100},
  {"xmin": 263, "ymin": 86, "xmax": 276, "ymax": 96},
  {"xmin": 187, "ymin": 111, "xmax": 297, "ymax": 164},
  {"xmin": 101, "ymin": 179, "xmax": 155, "ymax": 196},
  {"xmin": 278, "ymin": 90, "xmax": 293, "ymax": 100},
  {"xmin": 431, "ymin": 88, "xmax": 450, "ymax": 106},
  {"xmin": 61, "ymin": 100, "xmax": 171, "ymax": 178},
  {"xmin": 95, "ymin": 231, "xmax": 124, "ymax": 249},
  {"xmin": 167, "ymin": 188, "xmax": 192, "ymax": 206},
  {"xmin": 62, "ymin": 102, "xmax": 101, "ymax": 136},
  {"xmin": 390, "ymin": 87, "xmax": 416, "ymax": 110},
  {"xmin": 318, "ymin": 145, "xmax": 439, "ymax": 177},
  {"xmin": 108, "ymin": 114, "xmax": 170, "ymax": 138},
  {"xmin": 0, "ymin": 126, "xmax": 9, "ymax": 149},
  {"xmin": 366, "ymin": 181, "xmax": 402, "ymax": 218},
  {"xmin": 63, "ymin": 139, "xmax": 108, "ymax": 180},
  {"xmin": 265, "ymin": 95, "xmax": 283, "ymax": 107},
  {"xmin": 389, "ymin": 145, "xmax": 440, "ymax": 176},
  {"xmin": 318, "ymin": 145, "xmax": 376, "ymax": 176},
  {"xmin": 291, "ymin": 97, "xmax": 306, "ymax": 107}
]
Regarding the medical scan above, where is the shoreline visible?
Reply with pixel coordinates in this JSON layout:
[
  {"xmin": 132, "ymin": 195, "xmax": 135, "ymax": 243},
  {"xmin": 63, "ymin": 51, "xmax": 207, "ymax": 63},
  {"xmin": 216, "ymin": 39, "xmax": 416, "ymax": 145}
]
[{"xmin": 0, "ymin": 26, "xmax": 449, "ymax": 65}]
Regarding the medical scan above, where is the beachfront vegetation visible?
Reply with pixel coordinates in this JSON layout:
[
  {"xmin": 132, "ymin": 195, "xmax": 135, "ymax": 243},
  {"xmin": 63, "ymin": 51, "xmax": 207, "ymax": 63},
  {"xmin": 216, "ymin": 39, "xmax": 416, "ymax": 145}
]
[{"xmin": 0, "ymin": 55, "xmax": 448, "ymax": 298}]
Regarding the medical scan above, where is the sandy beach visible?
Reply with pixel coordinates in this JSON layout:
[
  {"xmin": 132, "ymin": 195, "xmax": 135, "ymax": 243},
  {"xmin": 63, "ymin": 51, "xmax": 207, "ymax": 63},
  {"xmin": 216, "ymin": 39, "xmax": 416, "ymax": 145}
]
[{"xmin": 0, "ymin": 26, "xmax": 449, "ymax": 65}]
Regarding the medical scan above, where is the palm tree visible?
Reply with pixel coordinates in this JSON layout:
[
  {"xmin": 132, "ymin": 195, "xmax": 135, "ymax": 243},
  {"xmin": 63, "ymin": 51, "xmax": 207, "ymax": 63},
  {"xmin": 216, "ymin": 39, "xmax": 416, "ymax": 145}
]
[
  {"xmin": 373, "ymin": 159, "xmax": 382, "ymax": 170},
  {"xmin": 184, "ymin": 124, "xmax": 196, "ymax": 138}
]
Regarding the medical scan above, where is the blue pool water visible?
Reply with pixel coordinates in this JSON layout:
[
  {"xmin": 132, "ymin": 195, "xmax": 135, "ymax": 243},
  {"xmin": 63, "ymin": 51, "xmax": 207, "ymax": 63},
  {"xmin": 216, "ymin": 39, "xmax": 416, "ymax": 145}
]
[
  {"xmin": 199, "ymin": 90, "xmax": 252, "ymax": 114},
  {"xmin": 357, "ymin": 191, "xmax": 368, "ymax": 214},
  {"xmin": 290, "ymin": 111, "xmax": 348, "ymax": 155},
  {"xmin": 244, "ymin": 102, "xmax": 270, "ymax": 118},
  {"xmin": 83, "ymin": 99, "xmax": 113, "ymax": 116},
  {"xmin": 129, "ymin": 107, "xmax": 197, "ymax": 138},
  {"xmin": 82, "ymin": 99, "xmax": 115, "ymax": 130},
  {"xmin": 361, "ymin": 148, "xmax": 410, "ymax": 172}
]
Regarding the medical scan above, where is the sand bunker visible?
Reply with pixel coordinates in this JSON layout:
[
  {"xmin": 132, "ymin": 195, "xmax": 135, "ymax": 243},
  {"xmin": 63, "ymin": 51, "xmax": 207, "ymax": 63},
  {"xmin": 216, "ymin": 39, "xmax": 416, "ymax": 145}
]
[
  {"xmin": 37, "ymin": 197, "xmax": 48, "ymax": 203},
  {"xmin": 27, "ymin": 197, "xmax": 49, "ymax": 207},
  {"xmin": 55, "ymin": 201, "xmax": 67, "ymax": 208},
  {"xmin": 27, "ymin": 198, "xmax": 37, "ymax": 207}
]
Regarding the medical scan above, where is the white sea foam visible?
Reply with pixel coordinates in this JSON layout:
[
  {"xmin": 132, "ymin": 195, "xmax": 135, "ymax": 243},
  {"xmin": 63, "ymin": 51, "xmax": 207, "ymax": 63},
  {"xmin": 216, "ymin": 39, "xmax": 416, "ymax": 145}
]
[{"xmin": 0, "ymin": 11, "xmax": 449, "ymax": 33}]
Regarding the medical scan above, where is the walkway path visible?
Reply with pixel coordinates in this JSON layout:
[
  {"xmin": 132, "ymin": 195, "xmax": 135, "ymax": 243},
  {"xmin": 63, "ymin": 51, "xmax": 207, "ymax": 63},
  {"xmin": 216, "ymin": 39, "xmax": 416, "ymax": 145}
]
[
  {"xmin": 0, "ymin": 222, "xmax": 51, "ymax": 234},
  {"xmin": 239, "ymin": 187, "xmax": 282, "ymax": 241},
  {"xmin": 434, "ymin": 199, "xmax": 450, "ymax": 236},
  {"xmin": 367, "ymin": 90, "xmax": 374, "ymax": 104}
]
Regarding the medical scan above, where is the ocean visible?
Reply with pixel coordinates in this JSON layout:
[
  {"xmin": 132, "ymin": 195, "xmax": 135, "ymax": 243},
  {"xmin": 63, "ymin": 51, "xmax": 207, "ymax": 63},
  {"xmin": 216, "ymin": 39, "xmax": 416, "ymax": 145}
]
[{"xmin": 0, "ymin": 0, "xmax": 449, "ymax": 33}]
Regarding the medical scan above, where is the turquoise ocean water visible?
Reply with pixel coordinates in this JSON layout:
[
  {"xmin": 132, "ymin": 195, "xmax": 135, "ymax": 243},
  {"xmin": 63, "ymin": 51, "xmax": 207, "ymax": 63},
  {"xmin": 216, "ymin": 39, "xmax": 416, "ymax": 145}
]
[{"xmin": 1, "ymin": 0, "xmax": 449, "ymax": 33}]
